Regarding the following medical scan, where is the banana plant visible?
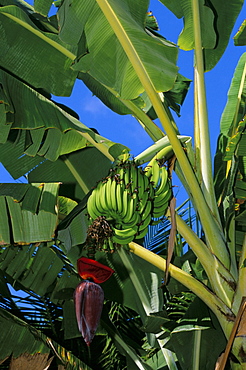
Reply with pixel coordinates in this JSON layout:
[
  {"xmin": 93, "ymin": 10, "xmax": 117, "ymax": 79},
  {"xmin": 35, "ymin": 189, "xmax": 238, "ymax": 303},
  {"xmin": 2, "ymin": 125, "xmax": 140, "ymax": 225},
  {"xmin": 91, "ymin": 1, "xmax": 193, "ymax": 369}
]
[{"xmin": 0, "ymin": 0, "xmax": 246, "ymax": 369}]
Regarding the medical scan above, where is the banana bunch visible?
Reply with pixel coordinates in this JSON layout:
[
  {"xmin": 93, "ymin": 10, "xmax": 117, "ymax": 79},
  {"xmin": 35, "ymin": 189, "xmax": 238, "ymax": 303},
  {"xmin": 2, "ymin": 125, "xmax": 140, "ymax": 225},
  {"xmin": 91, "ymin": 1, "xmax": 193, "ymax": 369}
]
[{"xmin": 86, "ymin": 160, "xmax": 171, "ymax": 252}]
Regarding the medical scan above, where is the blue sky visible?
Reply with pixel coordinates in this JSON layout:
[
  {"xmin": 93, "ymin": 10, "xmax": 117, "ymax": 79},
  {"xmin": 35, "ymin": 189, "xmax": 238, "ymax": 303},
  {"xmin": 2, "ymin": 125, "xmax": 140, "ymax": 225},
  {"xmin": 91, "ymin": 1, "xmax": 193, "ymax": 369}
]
[{"xmin": 1, "ymin": 1, "xmax": 246, "ymax": 184}]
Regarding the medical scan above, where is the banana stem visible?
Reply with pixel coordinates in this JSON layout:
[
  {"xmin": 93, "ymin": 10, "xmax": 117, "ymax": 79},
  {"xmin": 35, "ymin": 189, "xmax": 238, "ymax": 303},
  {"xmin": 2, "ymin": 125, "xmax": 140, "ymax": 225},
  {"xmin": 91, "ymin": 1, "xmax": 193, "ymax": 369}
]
[
  {"xmin": 96, "ymin": 0, "xmax": 230, "ymax": 268},
  {"xmin": 78, "ymin": 132, "xmax": 115, "ymax": 162},
  {"xmin": 192, "ymin": 0, "xmax": 221, "ymax": 225},
  {"xmin": 175, "ymin": 214, "xmax": 235, "ymax": 306}
]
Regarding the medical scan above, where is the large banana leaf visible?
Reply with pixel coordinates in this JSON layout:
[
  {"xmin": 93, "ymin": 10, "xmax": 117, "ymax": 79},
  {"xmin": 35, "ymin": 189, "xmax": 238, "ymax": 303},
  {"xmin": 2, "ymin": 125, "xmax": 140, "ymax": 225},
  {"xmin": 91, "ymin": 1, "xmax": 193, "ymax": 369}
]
[
  {"xmin": 0, "ymin": 68, "xmax": 126, "ymax": 162},
  {"xmin": 0, "ymin": 183, "xmax": 60, "ymax": 244},
  {"xmin": 58, "ymin": 0, "xmax": 178, "ymax": 100},
  {"xmin": 160, "ymin": 0, "xmax": 244, "ymax": 71},
  {"xmin": 0, "ymin": 3, "xmax": 77, "ymax": 96},
  {"xmin": 164, "ymin": 298, "xmax": 227, "ymax": 370},
  {"xmin": 214, "ymin": 53, "xmax": 246, "ymax": 252}
]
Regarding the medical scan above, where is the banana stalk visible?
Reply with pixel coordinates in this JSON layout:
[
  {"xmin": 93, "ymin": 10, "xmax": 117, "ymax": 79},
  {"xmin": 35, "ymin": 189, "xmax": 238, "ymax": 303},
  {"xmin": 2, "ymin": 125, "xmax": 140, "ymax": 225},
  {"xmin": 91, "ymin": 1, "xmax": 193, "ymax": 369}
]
[
  {"xmin": 174, "ymin": 214, "xmax": 235, "ymax": 307},
  {"xmin": 192, "ymin": 0, "xmax": 221, "ymax": 225}
]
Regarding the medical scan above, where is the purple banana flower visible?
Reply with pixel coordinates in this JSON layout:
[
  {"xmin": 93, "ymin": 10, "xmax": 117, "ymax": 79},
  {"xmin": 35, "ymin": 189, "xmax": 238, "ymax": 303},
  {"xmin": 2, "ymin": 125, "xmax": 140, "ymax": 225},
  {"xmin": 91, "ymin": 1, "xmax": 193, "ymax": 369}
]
[
  {"xmin": 74, "ymin": 257, "xmax": 114, "ymax": 346},
  {"xmin": 74, "ymin": 279, "xmax": 104, "ymax": 346}
]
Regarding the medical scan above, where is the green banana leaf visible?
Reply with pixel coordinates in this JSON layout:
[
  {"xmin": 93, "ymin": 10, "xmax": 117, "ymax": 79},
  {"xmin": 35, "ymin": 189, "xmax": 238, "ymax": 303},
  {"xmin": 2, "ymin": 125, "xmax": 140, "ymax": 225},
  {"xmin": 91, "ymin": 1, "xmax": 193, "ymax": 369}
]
[
  {"xmin": 34, "ymin": 0, "xmax": 53, "ymax": 16},
  {"xmin": 163, "ymin": 298, "xmax": 227, "ymax": 370},
  {"xmin": 0, "ymin": 4, "xmax": 77, "ymax": 96},
  {"xmin": 0, "ymin": 69, "xmax": 127, "ymax": 162},
  {"xmin": 234, "ymin": 19, "xmax": 246, "ymax": 46},
  {"xmin": 160, "ymin": 0, "xmax": 244, "ymax": 71},
  {"xmin": 0, "ymin": 243, "xmax": 72, "ymax": 297},
  {"xmin": 214, "ymin": 53, "xmax": 246, "ymax": 253},
  {"xmin": 0, "ymin": 183, "xmax": 60, "ymax": 244},
  {"xmin": 58, "ymin": 0, "xmax": 178, "ymax": 100}
]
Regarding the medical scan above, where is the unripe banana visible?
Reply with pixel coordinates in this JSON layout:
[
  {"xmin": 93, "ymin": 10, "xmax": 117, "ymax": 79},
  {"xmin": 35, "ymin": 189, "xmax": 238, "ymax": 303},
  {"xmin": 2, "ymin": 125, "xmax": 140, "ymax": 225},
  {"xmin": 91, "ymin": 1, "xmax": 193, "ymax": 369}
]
[
  {"xmin": 155, "ymin": 166, "xmax": 169, "ymax": 196},
  {"xmin": 99, "ymin": 179, "xmax": 109, "ymax": 211},
  {"xmin": 135, "ymin": 226, "xmax": 149, "ymax": 240},
  {"xmin": 138, "ymin": 190, "xmax": 149, "ymax": 214},
  {"xmin": 124, "ymin": 196, "xmax": 137, "ymax": 223},
  {"xmin": 152, "ymin": 201, "xmax": 169, "ymax": 218},
  {"xmin": 111, "ymin": 225, "xmax": 137, "ymax": 244},
  {"xmin": 130, "ymin": 163, "xmax": 138, "ymax": 195},
  {"xmin": 141, "ymin": 200, "xmax": 152, "ymax": 221},
  {"xmin": 87, "ymin": 190, "xmax": 100, "ymax": 219},
  {"xmin": 150, "ymin": 159, "xmax": 161, "ymax": 188},
  {"xmin": 121, "ymin": 212, "xmax": 140, "ymax": 229},
  {"xmin": 153, "ymin": 184, "xmax": 171, "ymax": 208},
  {"xmin": 138, "ymin": 213, "xmax": 151, "ymax": 232},
  {"xmin": 116, "ymin": 180, "xmax": 124, "ymax": 214},
  {"xmin": 109, "ymin": 177, "xmax": 118, "ymax": 212}
]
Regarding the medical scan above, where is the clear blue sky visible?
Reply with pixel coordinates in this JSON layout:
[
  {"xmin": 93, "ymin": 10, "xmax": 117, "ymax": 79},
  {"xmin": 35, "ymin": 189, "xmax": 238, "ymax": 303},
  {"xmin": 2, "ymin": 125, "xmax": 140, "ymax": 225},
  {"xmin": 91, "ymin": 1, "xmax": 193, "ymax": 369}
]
[{"xmin": 1, "ymin": 0, "xmax": 246, "ymax": 184}]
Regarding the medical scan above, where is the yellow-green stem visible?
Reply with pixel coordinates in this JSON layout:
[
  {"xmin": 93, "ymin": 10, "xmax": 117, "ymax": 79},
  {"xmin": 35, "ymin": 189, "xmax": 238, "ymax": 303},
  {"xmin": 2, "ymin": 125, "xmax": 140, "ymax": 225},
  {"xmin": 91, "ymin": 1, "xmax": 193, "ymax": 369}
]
[
  {"xmin": 95, "ymin": 0, "xmax": 229, "ymax": 267},
  {"xmin": 192, "ymin": 0, "xmax": 221, "ymax": 226},
  {"xmin": 192, "ymin": 328, "xmax": 201, "ymax": 370},
  {"xmin": 78, "ymin": 132, "xmax": 114, "ymax": 162},
  {"xmin": 175, "ymin": 214, "xmax": 234, "ymax": 306}
]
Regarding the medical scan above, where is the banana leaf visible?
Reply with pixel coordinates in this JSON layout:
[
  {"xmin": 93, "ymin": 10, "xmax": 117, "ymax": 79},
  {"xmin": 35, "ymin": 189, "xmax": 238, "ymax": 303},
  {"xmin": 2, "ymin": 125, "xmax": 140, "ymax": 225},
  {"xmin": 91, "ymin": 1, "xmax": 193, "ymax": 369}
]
[
  {"xmin": 234, "ymin": 19, "xmax": 246, "ymax": 46},
  {"xmin": 214, "ymin": 53, "xmax": 246, "ymax": 253},
  {"xmin": 0, "ymin": 4, "xmax": 77, "ymax": 96},
  {"xmin": 34, "ymin": 0, "xmax": 53, "ymax": 16},
  {"xmin": 160, "ymin": 0, "xmax": 244, "ymax": 71},
  {"xmin": 164, "ymin": 298, "xmax": 227, "ymax": 370},
  {"xmin": 0, "ymin": 183, "xmax": 60, "ymax": 244},
  {"xmin": 58, "ymin": 0, "xmax": 178, "ymax": 100},
  {"xmin": 0, "ymin": 69, "xmax": 127, "ymax": 161}
]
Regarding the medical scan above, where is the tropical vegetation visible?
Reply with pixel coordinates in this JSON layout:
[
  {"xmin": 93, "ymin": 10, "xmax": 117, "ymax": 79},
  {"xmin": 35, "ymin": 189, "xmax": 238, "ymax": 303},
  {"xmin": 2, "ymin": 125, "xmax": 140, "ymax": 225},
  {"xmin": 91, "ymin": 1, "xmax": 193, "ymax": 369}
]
[{"xmin": 0, "ymin": 0, "xmax": 246, "ymax": 369}]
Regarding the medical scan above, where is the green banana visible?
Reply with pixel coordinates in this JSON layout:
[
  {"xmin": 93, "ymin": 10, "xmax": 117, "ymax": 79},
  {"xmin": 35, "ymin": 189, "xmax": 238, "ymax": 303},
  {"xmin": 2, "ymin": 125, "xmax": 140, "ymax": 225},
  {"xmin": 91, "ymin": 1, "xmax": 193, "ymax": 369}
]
[
  {"xmin": 116, "ymin": 180, "xmax": 124, "ymax": 214},
  {"xmin": 100, "ymin": 180, "xmax": 109, "ymax": 211},
  {"xmin": 112, "ymin": 225, "xmax": 137, "ymax": 244},
  {"xmin": 124, "ymin": 196, "xmax": 137, "ymax": 223},
  {"xmin": 122, "ymin": 189, "xmax": 131, "ymax": 219},
  {"xmin": 108, "ymin": 237, "xmax": 115, "ymax": 252},
  {"xmin": 123, "ymin": 163, "xmax": 131, "ymax": 188},
  {"xmin": 130, "ymin": 163, "xmax": 138, "ymax": 195},
  {"xmin": 121, "ymin": 212, "xmax": 140, "ymax": 229},
  {"xmin": 136, "ymin": 167, "xmax": 149, "ymax": 200},
  {"xmin": 94, "ymin": 181, "xmax": 107, "ymax": 215},
  {"xmin": 105, "ymin": 176, "xmax": 113, "ymax": 210},
  {"xmin": 153, "ymin": 185, "xmax": 171, "ymax": 208},
  {"xmin": 150, "ymin": 159, "xmax": 161, "ymax": 188},
  {"xmin": 135, "ymin": 226, "xmax": 149, "ymax": 240},
  {"xmin": 87, "ymin": 190, "xmax": 100, "ymax": 220},
  {"xmin": 109, "ymin": 177, "xmax": 118, "ymax": 212},
  {"xmin": 155, "ymin": 166, "xmax": 169, "ymax": 196},
  {"xmin": 138, "ymin": 190, "xmax": 149, "ymax": 214},
  {"xmin": 152, "ymin": 201, "xmax": 169, "ymax": 218},
  {"xmin": 141, "ymin": 200, "xmax": 152, "ymax": 220},
  {"xmin": 138, "ymin": 213, "xmax": 151, "ymax": 232}
]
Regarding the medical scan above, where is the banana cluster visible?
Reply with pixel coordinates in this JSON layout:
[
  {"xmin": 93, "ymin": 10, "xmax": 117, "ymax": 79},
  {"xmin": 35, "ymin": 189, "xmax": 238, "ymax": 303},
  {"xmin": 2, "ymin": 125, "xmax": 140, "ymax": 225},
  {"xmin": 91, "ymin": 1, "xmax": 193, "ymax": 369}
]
[{"xmin": 86, "ymin": 160, "xmax": 171, "ymax": 252}]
